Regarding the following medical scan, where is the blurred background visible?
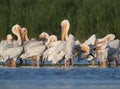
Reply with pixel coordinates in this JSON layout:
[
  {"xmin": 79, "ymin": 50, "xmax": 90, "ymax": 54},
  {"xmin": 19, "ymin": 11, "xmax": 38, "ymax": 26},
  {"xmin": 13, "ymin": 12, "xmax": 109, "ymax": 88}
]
[{"xmin": 0, "ymin": 0, "xmax": 120, "ymax": 42}]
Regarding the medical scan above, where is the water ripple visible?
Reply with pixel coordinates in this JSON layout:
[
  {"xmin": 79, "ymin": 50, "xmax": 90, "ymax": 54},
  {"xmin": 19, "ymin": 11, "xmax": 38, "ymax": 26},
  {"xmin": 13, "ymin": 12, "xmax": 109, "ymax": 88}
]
[{"xmin": 0, "ymin": 67, "xmax": 120, "ymax": 80}]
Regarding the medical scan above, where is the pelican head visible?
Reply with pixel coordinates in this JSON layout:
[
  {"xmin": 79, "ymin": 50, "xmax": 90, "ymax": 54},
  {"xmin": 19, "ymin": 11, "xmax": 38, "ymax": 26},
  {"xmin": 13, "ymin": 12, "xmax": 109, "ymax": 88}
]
[
  {"xmin": 12, "ymin": 24, "xmax": 21, "ymax": 36},
  {"xmin": 21, "ymin": 27, "xmax": 29, "ymax": 41},
  {"xmin": 105, "ymin": 34, "xmax": 115, "ymax": 41},
  {"xmin": 61, "ymin": 19, "xmax": 70, "ymax": 41},
  {"xmin": 12, "ymin": 24, "xmax": 22, "ymax": 45},
  {"xmin": 80, "ymin": 44, "xmax": 90, "ymax": 55},
  {"xmin": 45, "ymin": 35, "xmax": 57, "ymax": 46},
  {"xmin": 49, "ymin": 35, "xmax": 57, "ymax": 42},
  {"xmin": 39, "ymin": 32, "xmax": 49, "ymax": 40},
  {"xmin": 7, "ymin": 34, "xmax": 13, "ymax": 42},
  {"xmin": 96, "ymin": 34, "xmax": 115, "ymax": 44}
]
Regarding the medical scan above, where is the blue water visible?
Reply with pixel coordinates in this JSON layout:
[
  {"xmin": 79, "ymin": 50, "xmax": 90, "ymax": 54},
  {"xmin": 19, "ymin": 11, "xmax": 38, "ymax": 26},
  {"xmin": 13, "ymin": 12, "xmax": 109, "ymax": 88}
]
[{"xmin": 0, "ymin": 67, "xmax": 120, "ymax": 89}]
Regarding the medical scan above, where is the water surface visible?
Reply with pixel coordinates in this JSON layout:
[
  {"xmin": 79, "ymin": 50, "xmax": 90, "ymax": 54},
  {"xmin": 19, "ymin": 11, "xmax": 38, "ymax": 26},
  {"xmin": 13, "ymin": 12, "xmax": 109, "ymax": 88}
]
[{"xmin": 0, "ymin": 66, "xmax": 120, "ymax": 89}]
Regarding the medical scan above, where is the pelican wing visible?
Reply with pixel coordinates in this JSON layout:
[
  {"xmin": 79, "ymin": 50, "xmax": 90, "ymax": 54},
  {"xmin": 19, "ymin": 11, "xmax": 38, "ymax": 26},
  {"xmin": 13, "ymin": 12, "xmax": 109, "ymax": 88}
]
[
  {"xmin": 20, "ymin": 45, "xmax": 46, "ymax": 59},
  {"xmin": 0, "ymin": 46, "xmax": 23, "ymax": 62},
  {"xmin": 43, "ymin": 47, "xmax": 54, "ymax": 61},
  {"xmin": 84, "ymin": 34, "xmax": 96, "ymax": 45},
  {"xmin": 108, "ymin": 39, "xmax": 120, "ymax": 49},
  {"xmin": 65, "ymin": 34, "xmax": 75, "ymax": 60}
]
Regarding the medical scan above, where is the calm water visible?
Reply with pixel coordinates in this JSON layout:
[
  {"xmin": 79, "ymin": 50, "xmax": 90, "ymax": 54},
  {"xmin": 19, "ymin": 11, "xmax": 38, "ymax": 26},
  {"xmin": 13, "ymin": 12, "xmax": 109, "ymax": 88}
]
[{"xmin": 0, "ymin": 66, "xmax": 120, "ymax": 89}]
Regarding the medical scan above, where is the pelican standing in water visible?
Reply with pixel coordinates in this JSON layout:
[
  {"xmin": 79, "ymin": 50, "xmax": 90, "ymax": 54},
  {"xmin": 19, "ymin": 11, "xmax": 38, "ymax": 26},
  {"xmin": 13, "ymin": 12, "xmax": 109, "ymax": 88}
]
[
  {"xmin": 0, "ymin": 24, "xmax": 23, "ymax": 67},
  {"xmin": 18, "ymin": 27, "xmax": 30, "ymax": 65},
  {"xmin": 78, "ymin": 34, "xmax": 96, "ymax": 66},
  {"xmin": 94, "ymin": 34, "xmax": 116, "ymax": 67},
  {"xmin": 42, "ymin": 35, "xmax": 58, "ymax": 63},
  {"xmin": 77, "ymin": 33, "xmax": 119, "ymax": 67},
  {"xmin": 20, "ymin": 32, "xmax": 50, "ymax": 67},
  {"xmin": 61, "ymin": 19, "xmax": 76, "ymax": 67},
  {"xmin": 94, "ymin": 34, "xmax": 120, "ymax": 67},
  {"xmin": 47, "ymin": 19, "xmax": 75, "ymax": 67},
  {"xmin": 0, "ymin": 34, "xmax": 13, "ymax": 64}
]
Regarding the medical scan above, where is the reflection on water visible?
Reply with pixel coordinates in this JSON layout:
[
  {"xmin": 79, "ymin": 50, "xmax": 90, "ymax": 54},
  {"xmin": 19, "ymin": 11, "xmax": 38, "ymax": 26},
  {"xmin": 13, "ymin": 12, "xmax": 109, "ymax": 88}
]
[{"xmin": 0, "ymin": 67, "xmax": 120, "ymax": 89}]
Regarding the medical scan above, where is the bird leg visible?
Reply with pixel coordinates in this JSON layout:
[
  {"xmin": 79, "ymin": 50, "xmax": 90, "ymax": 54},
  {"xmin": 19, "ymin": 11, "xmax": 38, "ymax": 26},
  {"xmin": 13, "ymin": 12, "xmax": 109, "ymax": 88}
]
[
  {"xmin": 11, "ymin": 59, "xmax": 16, "ymax": 67},
  {"xmin": 36, "ymin": 55, "xmax": 40, "ymax": 67},
  {"xmin": 114, "ymin": 58, "xmax": 118, "ymax": 67},
  {"xmin": 98, "ymin": 61, "xmax": 100, "ymax": 66},
  {"xmin": 19, "ymin": 58, "xmax": 23, "ymax": 66},
  {"xmin": 64, "ymin": 60, "xmax": 67, "ymax": 67},
  {"xmin": 58, "ymin": 61, "xmax": 62, "ymax": 68},
  {"xmin": 88, "ymin": 61, "xmax": 91, "ymax": 64},
  {"xmin": 37, "ymin": 59, "xmax": 40, "ymax": 67},
  {"xmin": 31, "ymin": 59, "xmax": 36, "ymax": 66},
  {"xmin": 13, "ymin": 58, "xmax": 17, "ymax": 67},
  {"xmin": 101, "ymin": 61, "xmax": 107, "ymax": 67},
  {"xmin": 69, "ymin": 59, "xmax": 73, "ymax": 66},
  {"xmin": 40, "ymin": 56, "xmax": 44, "ymax": 67},
  {"xmin": 13, "ymin": 60, "xmax": 16, "ymax": 67},
  {"xmin": 92, "ymin": 59, "xmax": 95, "ymax": 66},
  {"xmin": 43, "ymin": 59, "xmax": 45, "ymax": 66},
  {"xmin": 108, "ymin": 61, "xmax": 111, "ymax": 67},
  {"xmin": 6, "ymin": 59, "xmax": 11, "ymax": 67},
  {"xmin": 64, "ymin": 59, "xmax": 73, "ymax": 67},
  {"xmin": 64, "ymin": 60, "xmax": 70, "ymax": 67}
]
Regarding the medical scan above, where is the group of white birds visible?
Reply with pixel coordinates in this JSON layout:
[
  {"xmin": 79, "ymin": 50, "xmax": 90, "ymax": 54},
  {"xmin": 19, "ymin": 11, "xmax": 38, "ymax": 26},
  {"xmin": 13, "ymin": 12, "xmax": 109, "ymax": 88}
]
[{"xmin": 0, "ymin": 19, "xmax": 119, "ymax": 67}]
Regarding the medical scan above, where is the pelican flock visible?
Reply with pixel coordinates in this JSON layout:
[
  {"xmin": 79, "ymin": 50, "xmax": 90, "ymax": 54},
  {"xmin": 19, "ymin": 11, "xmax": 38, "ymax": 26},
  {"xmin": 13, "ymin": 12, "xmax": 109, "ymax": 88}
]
[{"xmin": 0, "ymin": 19, "xmax": 119, "ymax": 67}]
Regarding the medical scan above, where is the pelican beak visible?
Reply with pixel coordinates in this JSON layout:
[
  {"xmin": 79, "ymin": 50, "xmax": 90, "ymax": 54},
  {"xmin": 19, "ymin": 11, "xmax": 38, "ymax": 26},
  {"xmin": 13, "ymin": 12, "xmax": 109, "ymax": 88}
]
[
  {"xmin": 15, "ymin": 26, "xmax": 23, "ymax": 45},
  {"xmin": 61, "ymin": 25, "xmax": 66, "ymax": 41},
  {"xmin": 39, "ymin": 35, "xmax": 43, "ymax": 40},
  {"xmin": 21, "ymin": 28, "xmax": 29, "ymax": 41},
  {"xmin": 7, "ymin": 34, "xmax": 13, "ymax": 42},
  {"xmin": 45, "ymin": 37, "xmax": 51, "ymax": 46},
  {"xmin": 12, "ymin": 26, "xmax": 18, "ymax": 36},
  {"xmin": 24, "ymin": 31, "xmax": 29, "ymax": 41},
  {"xmin": 21, "ymin": 30, "xmax": 25, "ymax": 40},
  {"xmin": 12, "ymin": 24, "xmax": 23, "ymax": 45},
  {"xmin": 17, "ymin": 27, "xmax": 22, "ymax": 40}
]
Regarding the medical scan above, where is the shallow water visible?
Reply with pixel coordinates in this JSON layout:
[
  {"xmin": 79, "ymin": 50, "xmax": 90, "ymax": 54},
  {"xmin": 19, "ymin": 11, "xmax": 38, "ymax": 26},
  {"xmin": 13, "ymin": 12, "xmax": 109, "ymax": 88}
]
[{"xmin": 0, "ymin": 67, "xmax": 120, "ymax": 89}]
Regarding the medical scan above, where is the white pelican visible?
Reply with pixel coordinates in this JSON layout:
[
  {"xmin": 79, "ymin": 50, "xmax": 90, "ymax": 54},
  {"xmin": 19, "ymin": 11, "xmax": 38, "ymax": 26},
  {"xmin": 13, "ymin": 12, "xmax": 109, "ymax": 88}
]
[
  {"xmin": 94, "ymin": 34, "xmax": 116, "ymax": 67},
  {"xmin": 20, "ymin": 32, "xmax": 51, "ymax": 67},
  {"xmin": 45, "ymin": 19, "xmax": 75, "ymax": 67},
  {"xmin": 60, "ymin": 19, "xmax": 74, "ymax": 66},
  {"xmin": 21, "ymin": 27, "xmax": 29, "ymax": 41},
  {"xmin": 0, "ymin": 24, "xmax": 23, "ymax": 67},
  {"xmin": 39, "ymin": 32, "xmax": 50, "ymax": 45},
  {"xmin": 79, "ymin": 34, "xmax": 118, "ymax": 67},
  {"xmin": 106, "ymin": 39, "xmax": 120, "ymax": 66},
  {"xmin": 17, "ymin": 27, "xmax": 30, "ymax": 65},
  {"xmin": 39, "ymin": 32, "xmax": 49, "ymax": 40},
  {"xmin": 0, "ymin": 34, "xmax": 13, "ymax": 56},
  {"xmin": 42, "ymin": 35, "xmax": 58, "ymax": 62},
  {"xmin": 79, "ymin": 34, "xmax": 115, "ymax": 53},
  {"xmin": 45, "ymin": 34, "xmax": 75, "ymax": 67},
  {"xmin": 77, "ymin": 34, "xmax": 96, "ymax": 66}
]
